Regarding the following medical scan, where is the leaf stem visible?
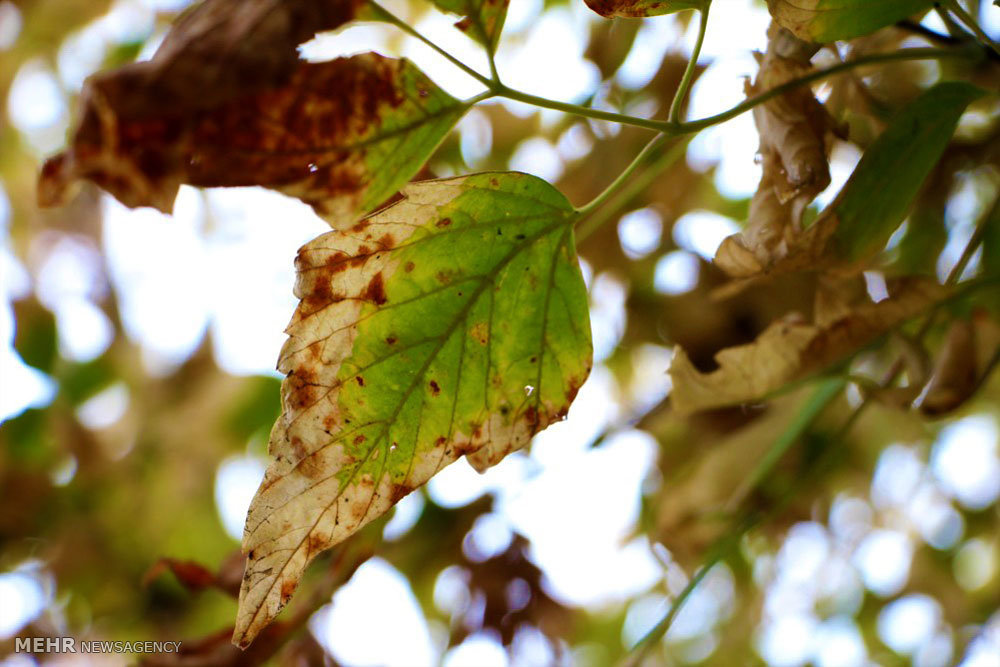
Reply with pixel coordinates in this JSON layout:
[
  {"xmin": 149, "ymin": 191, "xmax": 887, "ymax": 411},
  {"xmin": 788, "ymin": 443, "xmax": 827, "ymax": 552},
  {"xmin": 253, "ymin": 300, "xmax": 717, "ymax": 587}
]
[
  {"xmin": 369, "ymin": 1, "xmax": 495, "ymax": 88},
  {"xmin": 668, "ymin": 1, "xmax": 711, "ymax": 124},
  {"xmin": 943, "ymin": 0, "xmax": 1000, "ymax": 56},
  {"xmin": 623, "ymin": 377, "xmax": 845, "ymax": 666},
  {"xmin": 490, "ymin": 84, "xmax": 670, "ymax": 131},
  {"xmin": 676, "ymin": 46, "xmax": 980, "ymax": 132},
  {"xmin": 575, "ymin": 135, "xmax": 691, "ymax": 241}
]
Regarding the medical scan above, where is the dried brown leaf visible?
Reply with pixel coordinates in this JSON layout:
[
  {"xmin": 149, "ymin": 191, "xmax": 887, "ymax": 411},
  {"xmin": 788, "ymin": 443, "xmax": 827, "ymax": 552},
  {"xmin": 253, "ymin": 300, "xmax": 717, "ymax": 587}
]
[
  {"xmin": 714, "ymin": 23, "xmax": 832, "ymax": 278},
  {"xmin": 669, "ymin": 277, "xmax": 946, "ymax": 414}
]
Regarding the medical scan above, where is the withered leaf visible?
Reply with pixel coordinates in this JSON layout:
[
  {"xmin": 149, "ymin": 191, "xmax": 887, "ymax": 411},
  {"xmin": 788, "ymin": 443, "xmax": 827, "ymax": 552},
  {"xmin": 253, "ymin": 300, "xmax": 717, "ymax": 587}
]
[
  {"xmin": 715, "ymin": 81, "xmax": 984, "ymax": 288},
  {"xmin": 767, "ymin": 0, "xmax": 935, "ymax": 42},
  {"xmin": 583, "ymin": 0, "xmax": 704, "ymax": 20},
  {"xmin": 919, "ymin": 312, "xmax": 1000, "ymax": 416},
  {"xmin": 669, "ymin": 277, "xmax": 946, "ymax": 415},
  {"xmin": 714, "ymin": 22, "xmax": 832, "ymax": 279},
  {"xmin": 40, "ymin": 53, "xmax": 466, "ymax": 227},
  {"xmin": 430, "ymin": 0, "xmax": 510, "ymax": 51},
  {"xmin": 234, "ymin": 173, "xmax": 591, "ymax": 647}
]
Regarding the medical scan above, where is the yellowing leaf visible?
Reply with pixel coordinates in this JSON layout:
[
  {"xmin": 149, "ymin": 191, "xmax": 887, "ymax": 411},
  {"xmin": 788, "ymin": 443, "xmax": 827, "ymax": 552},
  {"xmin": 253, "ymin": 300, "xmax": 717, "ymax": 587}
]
[
  {"xmin": 583, "ymin": 0, "xmax": 703, "ymax": 19},
  {"xmin": 767, "ymin": 0, "xmax": 935, "ymax": 42},
  {"xmin": 40, "ymin": 53, "xmax": 466, "ymax": 227},
  {"xmin": 669, "ymin": 277, "xmax": 945, "ymax": 414},
  {"xmin": 430, "ymin": 0, "xmax": 510, "ymax": 51},
  {"xmin": 234, "ymin": 173, "xmax": 592, "ymax": 647}
]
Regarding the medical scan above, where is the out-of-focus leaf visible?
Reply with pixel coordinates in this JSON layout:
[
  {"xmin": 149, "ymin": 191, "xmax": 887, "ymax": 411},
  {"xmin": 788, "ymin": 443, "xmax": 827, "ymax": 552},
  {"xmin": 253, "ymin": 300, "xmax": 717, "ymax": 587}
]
[
  {"xmin": 767, "ymin": 0, "xmax": 935, "ymax": 42},
  {"xmin": 143, "ymin": 552, "xmax": 244, "ymax": 597},
  {"xmin": 919, "ymin": 312, "xmax": 1000, "ymax": 415},
  {"xmin": 669, "ymin": 277, "xmax": 945, "ymax": 414},
  {"xmin": 583, "ymin": 0, "xmax": 703, "ymax": 19},
  {"xmin": 223, "ymin": 376, "xmax": 282, "ymax": 442},
  {"xmin": 40, "ymin": 54, "xmax": 466, "ymax": 227},
  {"xmin": 234, "ymin": 173, "xmax": 592, "ymax": 647},
  {"xmin": 61, "ymin": 357, "xmax": 117, "ymax": 405},
  {"xmin": 715, "ymin": 23, "xmax": 831, "ymax": 278},
  {"xmin": 586, "ymin": 18, "xmax": 642, "ymax": 80},
  {"xmin": 13, "ymin": 299, "xmax": 58, "ymax": 373},
  {"xmin": 431, "ymin": 0, "xmax": 510, "ymax": 51},
  {"xmin": 827, "ymin": 82, "xmax": 985, "ymax": 265}
]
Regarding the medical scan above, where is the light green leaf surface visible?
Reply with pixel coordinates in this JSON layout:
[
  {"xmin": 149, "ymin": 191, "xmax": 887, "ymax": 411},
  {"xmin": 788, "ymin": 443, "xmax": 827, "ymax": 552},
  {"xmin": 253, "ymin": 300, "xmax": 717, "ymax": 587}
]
[
  {"xmin": 827, "ymin": 81, "xmax": 985, "ymax": 264},
  {"xmin": 767, "ymin": 0, "xmax": 935, "ymax": 42},
  {"xmin": 431, "ymin": 0, "xmax": 510, "ymax": 51},
  {"xmin": 234, "ymin": 173, "xmax": 592, "ymax": 647},
  {"xmin": 583, "ymin": 0, "xmax": 703, "ymax": 19}
]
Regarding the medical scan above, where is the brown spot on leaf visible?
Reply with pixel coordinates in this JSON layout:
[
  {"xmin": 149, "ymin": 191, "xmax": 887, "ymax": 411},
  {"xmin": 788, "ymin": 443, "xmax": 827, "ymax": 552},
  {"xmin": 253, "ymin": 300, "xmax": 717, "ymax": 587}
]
[
  {"xmin": 363, "ymin": 273, "xmax": 387, "ymax": 304},
  {"xmin": 404, "ymin": 261, "xmax": 415, "ymax": 272},
  {"xmin": 436, "ymin": 216, "xmax": 452, "ymax": 227},
  {"xmin": 353, "ymin": 434, "xmax": 366, "ymax": 444},
  {"xmin": 356, "ymin": 375, "xmax": 365, "ymax": 386},
  {"xmin": 429, "ymin": 380, "xmax": 441, "ymax": 396},
  {"xmin": 524, "ymin": 405, "xmax": 538, "ymax": 426},
  {"xmin": 390, "ymin": 483, "xmax": 411, "ymax": 503},
  {"xmin": 385, "ymin": 336, "xmax": 397, "ymax": 345},
  {"xmin": 280, "ymin": 579, "xmax": 296, "ymax": 604}
]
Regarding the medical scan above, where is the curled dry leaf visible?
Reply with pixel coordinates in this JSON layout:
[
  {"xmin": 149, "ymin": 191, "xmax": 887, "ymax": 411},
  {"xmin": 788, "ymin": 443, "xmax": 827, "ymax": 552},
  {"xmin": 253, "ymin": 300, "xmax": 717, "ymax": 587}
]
[
  {"xmin": 583, "ymin": 0, "xmax": 703, "ymax": 19},
  {"xmin": 40, "ymin": 52, "xmax": 466, "ymax": 227},
  {"xmin": 715, "ymin": 81, "xmax": 984, "ymax": 289},
  {"xmin": 715, "ymin": 22, "xmax": 832, "ymax": 279},
  {"xmin": 234, "ymin": 172, "xmax": 592, "ymax": 647},
  {"xmin": 919, "ymin": 312, "xmax": 1000, "ymax": 416},
  {"xmin": 669, "ymin": 277, "xmax": 946, "ymax": 415},
  {"xmin": 431, "ymin": 0, "xmax": 510, "ymax": 51},
  {"xmin": 767, "ymin": 0, "xmax": 935, "ymax": 43}
]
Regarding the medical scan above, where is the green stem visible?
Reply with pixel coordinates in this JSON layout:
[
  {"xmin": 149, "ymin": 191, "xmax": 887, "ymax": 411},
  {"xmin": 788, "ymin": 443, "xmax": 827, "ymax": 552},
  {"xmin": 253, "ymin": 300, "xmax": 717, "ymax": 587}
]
[
  {"xmin": 491, "ymin": 84, "xmax": 669, "ymax": 131},
  {"xmin": 575, "ymin": 136, "xmax": 691, "ymax": 241},
  {"xmin": 676, "ymin": 46, "xmax": 980, "ymax": 132},
  {"xmin": 374, "ymin": 0, "xmax": 976, "ymax": 135},
  {"xmin": 669, "ymin": 1, "xmax": 711, "ymax": 123},
  {"xmin": 623, "ymin": 377, "xmax": 845, "ymax": 666},
  {"xmin": 944, "ymin": 0, "xmax": 1000, "ymax": 56},
  {"xmin": 369, "ymin": 1, "xmax": 495, "ymax": 88}
]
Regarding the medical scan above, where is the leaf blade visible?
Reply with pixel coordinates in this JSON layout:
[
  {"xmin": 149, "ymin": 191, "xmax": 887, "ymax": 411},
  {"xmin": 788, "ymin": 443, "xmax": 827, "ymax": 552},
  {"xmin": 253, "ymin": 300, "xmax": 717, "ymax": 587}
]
[
  {"xmin": 40, "ymin": 53, "xmax": 466, "ymax": 228},
  {"xmin": 431, "ymin": 0, "xmax": 510, "ymax": 51},
  {"xmin": 767, "ymin": 0, "xmax": 935, "ymax": 42},
  {"xmin": 583, "ymin": 0, "xmax": 703, "ymax": 19},
  {"xmin": 234, "ymin": 172, "xmax": 592, "ymax": 647}
]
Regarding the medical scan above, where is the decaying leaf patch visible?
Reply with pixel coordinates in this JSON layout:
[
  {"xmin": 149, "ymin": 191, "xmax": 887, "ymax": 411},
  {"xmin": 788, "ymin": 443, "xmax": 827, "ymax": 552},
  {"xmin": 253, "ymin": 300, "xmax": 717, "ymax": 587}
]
[
  {"xmin": 714, "ymin": 81, "xmax": 984, "ymax": 289},
  {"xmin": 669, "ymin": 277, "xmax": 946, "ymax": 414},
  {"xmin": 40, "ymin": 52, "xmax": 465, "ymax": 227},
  {"xmin": 431, "ymin": 0, "xmax": 510, "ymax": 51},
  {"xmin": 714, "ymin": 22, "xmax": 833, "ymax": 279},
  {"xmin": 234, "ymin": 172, "xmax": 592, "ymax": 647},
  {"xmin": 583, "ymin": 0, "xmax": 703, "ymax": 19}
]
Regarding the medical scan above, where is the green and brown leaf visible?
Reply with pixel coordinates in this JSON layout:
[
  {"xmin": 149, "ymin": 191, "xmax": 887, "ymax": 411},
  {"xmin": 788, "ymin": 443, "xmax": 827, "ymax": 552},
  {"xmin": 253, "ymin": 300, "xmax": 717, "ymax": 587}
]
[
  {"xmin": 430, "ymin": 0, "xmax": 510, "ymax": 51},
  {"xmin": 234, "ymin": 172, "xmax": 592, "ymax": 646},
  {"xmin": 40, "ymin": 53, "xmax": 466, "ymax": 227},
  {"xmin": 583, "ymin": 0, "xmax": 703, "ymax": 20},
  {"xmin": 767, "ymin": 0, "xmax": 935, "ymax": 42}
]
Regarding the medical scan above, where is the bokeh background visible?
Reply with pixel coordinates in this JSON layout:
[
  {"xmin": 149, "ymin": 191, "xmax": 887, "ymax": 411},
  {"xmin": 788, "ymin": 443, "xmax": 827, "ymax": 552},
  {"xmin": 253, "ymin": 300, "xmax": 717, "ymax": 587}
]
[{"xmin": 1, "ymin": 0, "xmax": 999, "ymax": 664}]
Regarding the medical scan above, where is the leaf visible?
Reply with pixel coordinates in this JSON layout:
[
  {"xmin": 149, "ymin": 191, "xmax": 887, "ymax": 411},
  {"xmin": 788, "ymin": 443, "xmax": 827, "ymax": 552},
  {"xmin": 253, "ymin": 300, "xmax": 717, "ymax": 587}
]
[
  {"xmin": 767, "ymin": 0, "xmax": 935, "ymax": 42},
  {"xmin": 669, "ymin": 277, "xmax": 945, "ymax": 415},
  {"xmin": 40, "ymin": 53, "xmax": 466, "ymax": 227},
  {"xmin": 430, "ymin": 0, "xmax": 510, "ymax": 51},
  {"xmin": 583, "ymin": 0, "xmax": 703, "ymax": 19},
  {"xmin": 715, "ymin": 23, "xmax": 832, "ymax": 278},
  {"xmin": 233, "ymin": 172, "xmax": 592, "ymax": 647},
  {"xmin": 715, "ymin": 81, "xmax": 985, "ymax": 287}
]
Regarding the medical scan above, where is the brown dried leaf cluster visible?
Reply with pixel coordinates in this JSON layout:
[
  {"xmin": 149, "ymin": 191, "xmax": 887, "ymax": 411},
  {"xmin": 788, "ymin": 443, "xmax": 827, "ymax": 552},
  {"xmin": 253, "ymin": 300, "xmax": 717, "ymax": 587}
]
[
  {"xmin": 714, "ymin": 22, "xmax": 834, "ymax": 279},
  {"xmin": 669, "ymin": 277, "xmax": 947, "ymax": 415}
]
